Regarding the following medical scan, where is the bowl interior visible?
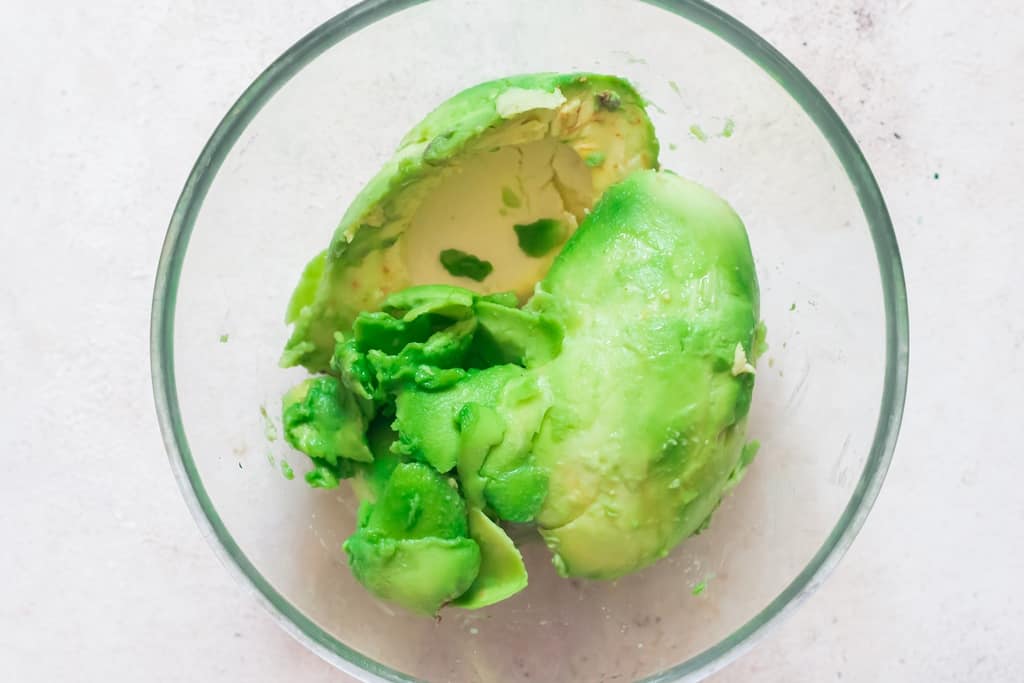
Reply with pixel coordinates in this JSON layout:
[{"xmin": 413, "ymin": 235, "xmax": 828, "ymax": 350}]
[{"xmin": 156, "ymin": 1, "xmax": 904, "ymax": 680}]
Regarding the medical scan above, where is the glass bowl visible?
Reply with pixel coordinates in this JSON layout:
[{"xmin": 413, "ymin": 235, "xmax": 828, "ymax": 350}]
[{"xmin": 151, "ymin": 1, "xmax": 909, "ymax": 680}]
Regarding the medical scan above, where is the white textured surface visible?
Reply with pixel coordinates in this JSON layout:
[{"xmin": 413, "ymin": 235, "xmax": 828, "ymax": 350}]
[{"xmin": 2, "ymin": 1, "xmax": 1021, "ymax": 681}]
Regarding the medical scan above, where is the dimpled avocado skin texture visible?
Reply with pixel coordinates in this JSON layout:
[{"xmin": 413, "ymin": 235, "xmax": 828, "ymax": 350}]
[{"xmin": 528, "ymin": 170, "xmax": 760, "ymax": 579}]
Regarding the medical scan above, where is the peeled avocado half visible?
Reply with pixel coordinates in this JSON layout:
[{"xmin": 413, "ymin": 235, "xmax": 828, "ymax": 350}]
[
  {"xmin": 280, "ymin": 73, "xmax": 763, "ymax": 614},
  {"xmin": 528, "ymin": 170, "xmax": 761, "ymax": 578},
  {"xmin": 282, "ymin": 73, "xmax": 659, "ymax": 371}
]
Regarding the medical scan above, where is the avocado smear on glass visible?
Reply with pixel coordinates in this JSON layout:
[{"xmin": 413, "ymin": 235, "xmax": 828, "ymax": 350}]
[{"xmin": 278, "ymin": 73, "xmax": 763, "ymax": 614}]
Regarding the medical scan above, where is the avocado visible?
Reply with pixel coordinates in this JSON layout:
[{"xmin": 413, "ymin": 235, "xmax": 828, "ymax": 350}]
[
  {"xmin": 360, "ymin": 462, "xmax": 469, "ymax": 539},
  {"xmin": 345, "ymin": 535, "xmax": 480, "ymax": 615},
  {"xmin": 439, "ymin": 249, "xmax": 493, "ymax": 281},
  {"xmin": 348, "ymin": 422, "xmax": 406, "ymax": 502},
  {"xmin": 343, "ymin": 423, "xmax": 528, "ymax": 612},
  {"xmin": 454, "ymin": 403, "xmax": 506, "ymax": 512},
  {"xmin": 393, "ymin": 363, "xmax": 552, "ymax": 522},
  {"xmin": 281, "ymin": 73, "xmax": 659, "ymax": 371},
  {"xmin": 527, "ymin": 170, "xmax": 760, "ymax": 579},
  {"xmin": 334, "ymin": 285, "xmax": 480, "ymax": 400},
  {"xmin": 471, "ymin": 299, "xmax": 563, "ymax": 367},
  {"xmin": 281, "ymin": 376, "xmax": 373, "ymax": 473},
  {"xmin": 343, "ymin": 462, "xmax": 482, "ymax": 614},
  {"xmin": 392, "ymin": 365, "xmax": 521, "ymax": 474},
  {"xmin": 328, "ymin": 283, "xmax": 559, "ymax": 409},
  {"xmin": 451, "ymin": 508, "xmax": 529, "ymax": 609},
  {"xmin": 283, "ymin": 169, "xmax": 760, "ymax": 606},
  {"xmin": 514, "ymin": 218, "xmax": 569, "ymax": 257}
]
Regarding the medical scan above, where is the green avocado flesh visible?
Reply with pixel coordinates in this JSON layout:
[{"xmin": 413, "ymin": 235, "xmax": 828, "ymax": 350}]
[
  {"xmin": 439, "ymin": 249, "xmax": 493, "ymax": 282},
  {"xmin": 279, "ymin": 73, "xmax": 762, "ymax": 614},
  {"xmin": 528, "ymin": 170, "xmax": 759, "ymax": 578},
  {"xmin": 514, "ymin": 218, "xmax": 569, "ymax": 257}
]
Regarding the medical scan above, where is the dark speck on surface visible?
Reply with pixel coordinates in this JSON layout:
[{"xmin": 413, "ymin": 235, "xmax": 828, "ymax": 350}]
[
  {"xmin": 893, "ymin": 132, "xmax": 902, "ymax": 139},
  {"xmin": 933, "ymin": 172, "xmax": 941, "ymax": 180},
  {"xmin": 854, "ymin": 7, "xmax": 874, "ymax": 32}
]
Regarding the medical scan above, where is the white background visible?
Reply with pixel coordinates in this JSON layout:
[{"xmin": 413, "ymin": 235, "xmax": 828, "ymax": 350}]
[{"xmin": 2, "ymin": 1, "xmax": 1022, "ymax": 681}]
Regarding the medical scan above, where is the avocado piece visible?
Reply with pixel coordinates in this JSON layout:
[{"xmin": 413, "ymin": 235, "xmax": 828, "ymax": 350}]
[
  {"xmin": 382, "ymin": 284, "xmax": 476, "ymax": 322},
  {"xmin": 284, "ymin": 249, "xmax": 326, "ymax": 323},
  {"xmin": 333, "ymin": 284, "xmax": 563, "ymax": 420},
  {"xmin": 288, "ymin": 169, "xmax": 760, "ymax": 604},
  {"xmin": 352, "ymin": 311, "xmax": 436, "ymax": 354},
  {"xmin": 475, "ymin": 371, "xmax": 551, "ymax": 484},
  {"xmin": 483, "ymin": 465, "xmax": 550, "ymax": 523},
  {"xmin": 330, "ymin": 336, "xmax": 379, "ymax": 418},
  {"xmin": 527, "ymin": 170, "xmax": 761, "ymax": 579},
  {"xmin": 349, "ymin": 423, "xmax": 405, "ymax": 502},
  {"xmin": 452, "ymin": 508, "xmax": 529, "ymax": 609},
  {"xmin": 514, "ymin": 218, "xmax": 569, "ymax": 257},
  {"xmin": 366, "ymin": 318, "xmax": 477, "ymax": 394},
  {"xmin": 281, "ymin": 376, "xmax": 373, "ymax": 470},
  {"xmin": 361, "ymin": 463, "xmax": 469, "ymax": 540},
  {"xmin": 439, "ymin": 248, "xmax": 494, "ymax": 282},
  {"xmin": 468, "ymin": 300, "xmax": 563, "ymax": 368},
  {"xmin": 281, "ymin": 73, "xmax": 659, "ymax": 370},
  {"xmin": 344, "ymin": 535, "xmax": 480, "ymax": 615},
  {"xmin": 333, "ymin": 287, "xmax": 485, "ymax": 407},
  {"xmin": 392, "ymin": 360, "xmax": 552, "ymax": 524},
  {"xmin": 391, "ymin": 365, "xmax": 524, "ymax": 473},
  {"xmin": 344, "ymin": 461, "xmax": 482, "ymax": 614},
  {"xmin": 341, "ymin": 307, "xmax": 460, "ymax": 410},
  {"xmin": 454, "ymin": 403, "xmax": 506, "ymax": 510},
  {"xmin": 479, "ymin": 291, "xmax": 519, "ymax": 308}
]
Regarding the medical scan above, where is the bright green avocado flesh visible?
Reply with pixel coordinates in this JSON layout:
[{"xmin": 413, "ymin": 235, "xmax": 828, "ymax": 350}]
[{"xmin": 279, "ymin": 73, "xmax": 762, "ymax": 614}]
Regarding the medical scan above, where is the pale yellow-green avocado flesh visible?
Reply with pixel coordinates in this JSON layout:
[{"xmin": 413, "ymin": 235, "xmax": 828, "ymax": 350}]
[
  {"xmin": 404, "ymin": 138, "xmax": 591, "ymax": 295},
  {"xmin": 281, "ymin": 73, "xmax": 658, "ymax": 371}
]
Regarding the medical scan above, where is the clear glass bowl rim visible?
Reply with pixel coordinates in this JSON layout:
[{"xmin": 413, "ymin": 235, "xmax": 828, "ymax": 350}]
[{"xmin": 150, "ymin": 1, "xmax": 910, "ymax": 681}]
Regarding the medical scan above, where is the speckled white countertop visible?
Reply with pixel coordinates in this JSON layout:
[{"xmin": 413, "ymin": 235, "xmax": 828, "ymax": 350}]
[{"xmin": 3, "ymin": 1, "xmax": 1022, "ymax": 680}]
